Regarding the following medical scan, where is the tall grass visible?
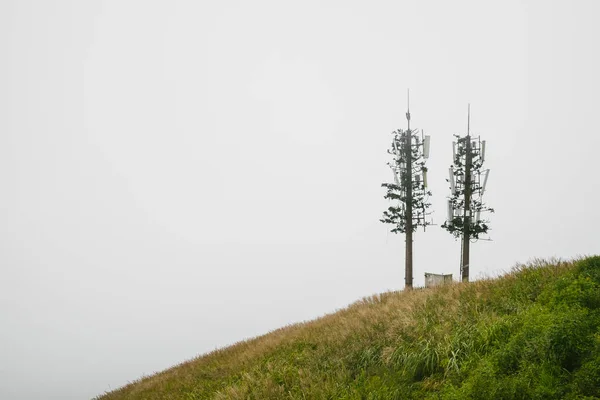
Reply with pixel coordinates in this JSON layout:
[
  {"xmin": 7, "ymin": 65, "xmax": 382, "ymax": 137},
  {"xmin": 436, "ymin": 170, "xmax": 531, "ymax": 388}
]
[{"xmin": 96, "ymin": 256, "xmax": 600, "ymax": 400}]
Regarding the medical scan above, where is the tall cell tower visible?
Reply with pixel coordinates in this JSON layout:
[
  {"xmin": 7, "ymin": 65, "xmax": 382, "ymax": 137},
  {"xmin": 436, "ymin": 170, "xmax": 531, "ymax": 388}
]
[
  {"xmin": 381, "ymin": 91, "xmax": 432, "ymax": 290},
  {"xmin": 441, "ymin": 105, "xmax": 494, "ymax": 282}
]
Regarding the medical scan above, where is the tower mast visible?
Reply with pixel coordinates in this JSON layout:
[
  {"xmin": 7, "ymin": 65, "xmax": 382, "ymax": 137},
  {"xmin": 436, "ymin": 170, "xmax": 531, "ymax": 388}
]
[
  {"xmin": 381, "ymin": 90, "xmax": 432, "ymax": 290},
  {"xmin": 443, "ymin": 104, "xmax": 493, "ymax": 281},
  {"xmin": 461, "ymin": 105, "xmax": 471, "ymax": 282},
  {"xmin": 405, "ymin": 90, "xmax": 413, "ymax": 289}
]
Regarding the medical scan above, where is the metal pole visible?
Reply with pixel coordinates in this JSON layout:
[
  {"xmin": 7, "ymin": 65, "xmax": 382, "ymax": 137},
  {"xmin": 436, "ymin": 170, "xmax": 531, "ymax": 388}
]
[
  {"xmin": 405, "ymin": 93, "xmax": 413, "ymax": 289},
  {"xmin": 461, "ymin": 105, "xmax": 471, "ymax": 282}
]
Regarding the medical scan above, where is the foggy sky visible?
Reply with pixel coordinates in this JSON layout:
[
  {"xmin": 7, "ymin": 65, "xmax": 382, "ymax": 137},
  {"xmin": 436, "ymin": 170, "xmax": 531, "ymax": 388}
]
[{"xmin": 1, "ymin": 1, "xmax": 599, "ymax": 399}]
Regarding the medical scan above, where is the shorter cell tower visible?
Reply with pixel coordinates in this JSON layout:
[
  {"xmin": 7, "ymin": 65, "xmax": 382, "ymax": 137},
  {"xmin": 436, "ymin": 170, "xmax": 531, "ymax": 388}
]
[
  {"xmin": 381, "ymin": 91, "xmax": 432, "ymax": 290},
  {"xmin": 441, "ymin": 105, "xmax": 493, "ymax": 282}
]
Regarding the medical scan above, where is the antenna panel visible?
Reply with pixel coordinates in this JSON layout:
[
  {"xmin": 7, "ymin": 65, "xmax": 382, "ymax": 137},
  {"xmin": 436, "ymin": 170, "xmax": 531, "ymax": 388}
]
[
  {"xmin": 423, "ymin": 169, "xmax": 428, "ymax": 188},
  {"xmin": 423, "ymin": 135, "xmax": 431, "ymax": 159},
  {"xmin": 449, "ymin": 167, "xmax": 455, "ymax": 193},
  {"xmin": 481, "ymin": 140, "xmax": 486, "ymax": 162},
  {"xmin": 447, "ymin": 200, "xmax": 453, "ymax": 222},
  {"xmin": 482, "ymin": 169, "xmax": 490, "ymax": 195},
  {"xmin": 393, "ymin": 171, "xmax": 400, "ymax": 186}
]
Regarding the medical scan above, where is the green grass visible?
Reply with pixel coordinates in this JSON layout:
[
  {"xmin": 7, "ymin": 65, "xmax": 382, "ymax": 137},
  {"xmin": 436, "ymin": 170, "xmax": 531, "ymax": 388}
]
[{"xmin": 96, "ymin": 256, "xmax": 600, "ymax": 399}]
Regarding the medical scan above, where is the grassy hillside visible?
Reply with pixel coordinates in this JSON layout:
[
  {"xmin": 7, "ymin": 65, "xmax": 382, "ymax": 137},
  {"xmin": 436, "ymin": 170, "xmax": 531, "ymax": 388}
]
[{"xmin": 97, "ymin": 256, "xmax": 600, "ymax": 399}]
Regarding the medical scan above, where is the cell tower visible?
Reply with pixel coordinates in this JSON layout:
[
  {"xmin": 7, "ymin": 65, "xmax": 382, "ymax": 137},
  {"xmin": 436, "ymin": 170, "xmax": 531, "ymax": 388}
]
[
  {"xmin": 441, "ymin": 105, "xmax": 494, "ymax": 282},
  {"xmin": 381, "ymin": 91, "xmax": 432, "ymax": 290}
]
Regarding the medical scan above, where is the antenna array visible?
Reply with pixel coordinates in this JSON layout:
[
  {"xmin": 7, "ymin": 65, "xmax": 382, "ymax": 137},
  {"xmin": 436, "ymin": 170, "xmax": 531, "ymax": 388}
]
[{"xmin": 383, "ymin": 130, "xmax": 432, "ymax": 230}]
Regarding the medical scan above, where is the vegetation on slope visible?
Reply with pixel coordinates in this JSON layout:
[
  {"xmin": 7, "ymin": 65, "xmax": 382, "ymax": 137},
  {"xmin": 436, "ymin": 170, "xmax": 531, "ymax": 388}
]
[{"xmin": 97, "ymin": 256, "xmax": 600, "ymax": 399}]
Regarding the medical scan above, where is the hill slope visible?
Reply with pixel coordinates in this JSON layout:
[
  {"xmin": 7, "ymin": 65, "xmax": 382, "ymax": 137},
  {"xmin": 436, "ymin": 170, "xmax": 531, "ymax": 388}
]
[{"xmin": 97, "ymin": 257, "xmax": 600, "ymax": 399}]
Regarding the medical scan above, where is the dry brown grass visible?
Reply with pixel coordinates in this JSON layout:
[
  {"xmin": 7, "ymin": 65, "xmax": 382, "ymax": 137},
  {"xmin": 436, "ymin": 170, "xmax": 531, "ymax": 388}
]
[{"xmin": 97, "ymin": 281, "xmax": 467, "ymax": 399}]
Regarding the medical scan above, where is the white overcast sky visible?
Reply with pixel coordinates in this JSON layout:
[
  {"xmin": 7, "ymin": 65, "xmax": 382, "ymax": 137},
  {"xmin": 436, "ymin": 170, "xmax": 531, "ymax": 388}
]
[{"xmin": 1, "ymin": 1, "xmax": 599, "ymax": 399}]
